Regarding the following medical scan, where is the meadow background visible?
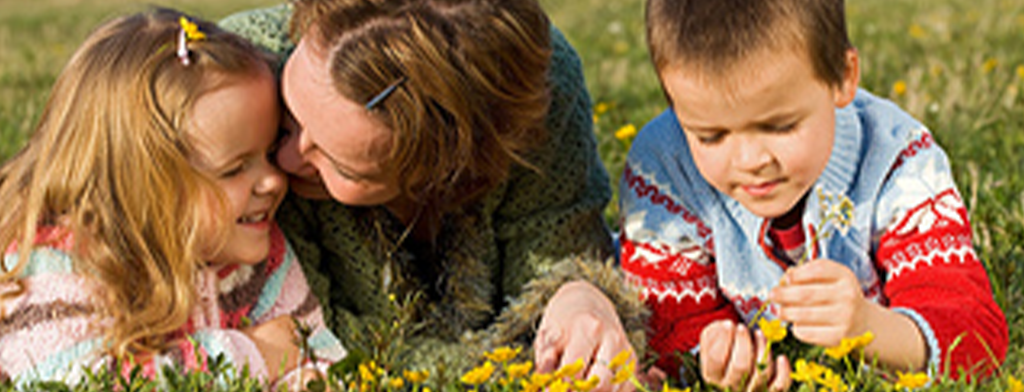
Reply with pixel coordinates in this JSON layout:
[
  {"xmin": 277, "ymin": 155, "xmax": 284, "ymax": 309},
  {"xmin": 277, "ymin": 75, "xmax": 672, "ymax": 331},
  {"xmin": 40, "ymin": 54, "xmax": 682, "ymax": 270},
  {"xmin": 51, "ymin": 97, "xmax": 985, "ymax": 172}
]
[{"xmin": 0, "ymin": 0, "xmax": 1022, "ymax": 389}]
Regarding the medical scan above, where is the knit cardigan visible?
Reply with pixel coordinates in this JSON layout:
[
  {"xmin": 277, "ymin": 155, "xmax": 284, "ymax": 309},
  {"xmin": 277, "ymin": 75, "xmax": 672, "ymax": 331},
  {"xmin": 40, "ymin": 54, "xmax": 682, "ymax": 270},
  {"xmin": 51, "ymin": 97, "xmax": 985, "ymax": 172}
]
[
  {"xmin": 219, "ymin": 5, "xmax": 647, "ymax": 371},
  {"xmin": 0, "ymin": 224, "xmax": 346, "ymax": 386},
  {"xmin": 620, "ymin": 89, "xmax": 1007, "ymax": 377}
]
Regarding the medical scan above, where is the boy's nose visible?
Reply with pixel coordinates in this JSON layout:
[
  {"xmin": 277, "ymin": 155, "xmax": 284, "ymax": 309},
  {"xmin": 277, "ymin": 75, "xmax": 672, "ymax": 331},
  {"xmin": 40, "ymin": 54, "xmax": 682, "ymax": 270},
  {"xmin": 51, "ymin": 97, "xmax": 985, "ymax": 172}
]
[{"xmin": 732, "ymin": 137, "xmax": 773, "ymax": 172}]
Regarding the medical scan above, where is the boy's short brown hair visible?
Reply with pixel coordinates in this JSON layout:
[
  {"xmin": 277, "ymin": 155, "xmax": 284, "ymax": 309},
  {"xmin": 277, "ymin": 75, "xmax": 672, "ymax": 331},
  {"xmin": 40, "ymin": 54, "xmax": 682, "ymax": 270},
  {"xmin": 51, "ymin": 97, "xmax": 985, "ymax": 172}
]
[{"xmin": 646, "ymin": 0, "xmax": 851, "ymax": 87}]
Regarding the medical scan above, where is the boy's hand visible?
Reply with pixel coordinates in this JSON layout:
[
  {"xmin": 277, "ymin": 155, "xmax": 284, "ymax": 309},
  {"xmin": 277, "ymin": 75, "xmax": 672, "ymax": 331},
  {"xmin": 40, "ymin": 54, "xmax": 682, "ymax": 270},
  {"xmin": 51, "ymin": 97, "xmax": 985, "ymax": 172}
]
[
  {"xmin": 771, "ymin": 258, "xmax": 869, "ymax": 347},
  {"xmin": 699, "ymin": 320, "xmax": 791, "ymax": 392}
]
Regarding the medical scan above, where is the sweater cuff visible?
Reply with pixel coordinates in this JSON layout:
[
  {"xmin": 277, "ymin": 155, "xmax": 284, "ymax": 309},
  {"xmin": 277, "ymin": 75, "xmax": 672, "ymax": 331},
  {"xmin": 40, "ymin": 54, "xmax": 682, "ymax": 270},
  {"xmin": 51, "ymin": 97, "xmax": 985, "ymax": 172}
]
[
  {"xmin": 892, "ymin": 307, "xmax": 941, "ymax": 377},
  {"xmin": 485, "ymin": 256, "xmax": 649, "ymax": 360}
]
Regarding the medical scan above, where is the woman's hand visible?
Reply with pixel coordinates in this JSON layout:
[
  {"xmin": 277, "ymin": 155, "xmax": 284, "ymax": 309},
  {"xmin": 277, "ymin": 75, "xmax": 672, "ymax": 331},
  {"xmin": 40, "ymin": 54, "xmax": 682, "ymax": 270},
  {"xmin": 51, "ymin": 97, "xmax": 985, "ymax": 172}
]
[
  {"xmin": 699, "ymin": 319, "xmax": 791, "ymax": 392},
  {"xmin": 534, "ymin": 280, "xmax": 635, "ymax": 391}
]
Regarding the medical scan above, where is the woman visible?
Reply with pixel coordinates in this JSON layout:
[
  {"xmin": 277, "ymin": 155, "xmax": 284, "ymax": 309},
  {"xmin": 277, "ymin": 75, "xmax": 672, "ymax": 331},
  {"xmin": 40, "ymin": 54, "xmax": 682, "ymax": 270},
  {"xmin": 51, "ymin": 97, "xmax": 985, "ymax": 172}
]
[{"xmin": 221, "ymin": 0, "xmax": 646, "ymax": 386}]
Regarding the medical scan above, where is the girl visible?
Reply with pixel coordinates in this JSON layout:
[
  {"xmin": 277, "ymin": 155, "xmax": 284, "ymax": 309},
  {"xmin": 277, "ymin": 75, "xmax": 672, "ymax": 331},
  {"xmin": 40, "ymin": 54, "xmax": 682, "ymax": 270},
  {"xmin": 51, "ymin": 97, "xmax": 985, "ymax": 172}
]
[{"xmin": 0, "ymin": 8, "xmax": 345, "ymax": 386}]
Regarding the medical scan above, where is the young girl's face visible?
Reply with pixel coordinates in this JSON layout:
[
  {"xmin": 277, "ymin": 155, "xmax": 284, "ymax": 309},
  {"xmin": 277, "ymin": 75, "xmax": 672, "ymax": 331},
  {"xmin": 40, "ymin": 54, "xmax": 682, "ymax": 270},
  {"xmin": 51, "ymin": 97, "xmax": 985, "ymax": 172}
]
[
  {"xmin": 661, "ymin": 47, "xmax": 858, "ymax": 221},
  {"xmin": 188, "ymin": 66, "xmax": 287, "ymax": 265}
]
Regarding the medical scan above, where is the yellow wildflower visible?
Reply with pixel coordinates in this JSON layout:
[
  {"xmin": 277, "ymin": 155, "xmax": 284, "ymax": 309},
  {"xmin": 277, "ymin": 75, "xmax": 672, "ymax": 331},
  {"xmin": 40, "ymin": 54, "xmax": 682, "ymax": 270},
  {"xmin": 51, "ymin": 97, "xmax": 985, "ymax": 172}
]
[
  {"xmin": 594, "ymin": 102, "xmax": 611, "ymax": 115},
  {"xmin": 506, "ymin": 361, "xmax": 533, "ymax": 379},
  {"xmin": 790, "ymin": 359, "xmax": 826, "ymax": 383},
  {"xmin": 1016, "ymin": 65, "xmax": 1024, "ymax": 79},
  {"xmin": 983, "ymin": 58, "xmax": 999, "ymax": 74},
  {"xmin": 825, "ymin": 331, "xmax": 874, "ymax": 359},
  {"xmin": 894, "ymin": 371, "xmax": 929, "ymax": 390},
  {"xmin": 520, "ymin": 372, "xmax": 554, "ymax": 392},
  {"xmin": 908, "ymin": 23, "xmax": 927, "ymax": 39},
  {"xmin": 930, "ymin": 65, "xmax": 943, "ymax": 78},
  {"xmin": 611, "ymin": 360, "xmax": 636, "ymax": 384},
  {"xmin": 573, "ymin": 375, "xmax": 601, "ymax": 392},
  {"xmin": 403, "ymin": 369, "xmax": 429, "ymax": 384},
  {"xmin": 359, "ymin": 362, "xmax": 380, "ymax": 383},
  {"xmin": 484, "ymin": 346, "xmax": 522, "ymax": 363},
  {"xmin": 893, "ymin": 80, "xmax": 907, "ymax": 96},
  {"xmin": 593, "ymin": 114, "xmax": 600, "ymax": 124},
  {"xmin": 554, "ymin": 358, "xmax": 585, "ymax": 379},
  {"xmin": 818, "ymin": 369, "xmax": 846, "ymax": 392},
  {"xmin": 609, "ymin": 350, "xmax": 632, "ymax": 370},
  {"xmin": 461, "ymin": 361, "xmax": 496, "ymax": 385},
  {"xmin": 423, "ymin": 388, "xmax": 432, "ymax": 392},
  {"xmin": 388, "ymin": 293, "xmax": 397, "ymax": 302},
  {"xmin": 1008, "ymin": 375, "xmax": 1023, "ymax": 392},
  {"xmin": 178, "ymin": 17, "xmax": 206, "ymax": 41},
  {"xmin": 614, "ymin": 124, "xmax": 638, "ymax": 141},
  {"xmin": 386, "ymin": 377, "xmax": 405, "ymax": 389},
  {"xmin": 549, "ymin": 379, "xmax": 571, "ymax": 392},
  {"xmin": 757, "ymin": 318, "xmax": 787, "ymax": 343},
  {"xmin": 661, "ymin": 383, "xmax": 691, "ymax": 392}
]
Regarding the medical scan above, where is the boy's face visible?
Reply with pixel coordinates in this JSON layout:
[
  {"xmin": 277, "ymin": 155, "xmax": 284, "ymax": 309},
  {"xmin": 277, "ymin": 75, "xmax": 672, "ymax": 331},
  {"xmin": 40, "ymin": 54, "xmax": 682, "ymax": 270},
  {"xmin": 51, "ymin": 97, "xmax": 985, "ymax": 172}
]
[{"xmin": 662, "ymin": 47, "xmax": 858, "ymax": 220}]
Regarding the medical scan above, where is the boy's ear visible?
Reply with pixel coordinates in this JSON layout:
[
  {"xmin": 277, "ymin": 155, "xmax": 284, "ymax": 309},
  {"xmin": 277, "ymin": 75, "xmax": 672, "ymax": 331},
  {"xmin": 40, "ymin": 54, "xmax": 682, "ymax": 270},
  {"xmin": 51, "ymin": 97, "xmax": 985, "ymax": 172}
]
[{"xmin": 833, "ymin": 48, "xmax": 860, "ymax": 108}]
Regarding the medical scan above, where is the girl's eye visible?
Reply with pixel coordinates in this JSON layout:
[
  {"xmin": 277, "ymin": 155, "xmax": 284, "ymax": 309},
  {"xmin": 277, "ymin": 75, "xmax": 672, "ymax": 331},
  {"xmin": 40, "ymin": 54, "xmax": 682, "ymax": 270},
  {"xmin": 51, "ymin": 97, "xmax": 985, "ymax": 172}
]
[{"xmin": 221, "ymin": 163, "xmax": 245, "ymax": 178}]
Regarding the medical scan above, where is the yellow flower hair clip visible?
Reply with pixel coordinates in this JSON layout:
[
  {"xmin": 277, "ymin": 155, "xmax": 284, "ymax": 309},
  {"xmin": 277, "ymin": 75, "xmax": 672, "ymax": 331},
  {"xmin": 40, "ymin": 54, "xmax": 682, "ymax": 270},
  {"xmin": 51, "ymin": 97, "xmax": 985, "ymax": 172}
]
[{"xmin": 177, "ymin": 16, "xmax": 206, "ymax": 66}]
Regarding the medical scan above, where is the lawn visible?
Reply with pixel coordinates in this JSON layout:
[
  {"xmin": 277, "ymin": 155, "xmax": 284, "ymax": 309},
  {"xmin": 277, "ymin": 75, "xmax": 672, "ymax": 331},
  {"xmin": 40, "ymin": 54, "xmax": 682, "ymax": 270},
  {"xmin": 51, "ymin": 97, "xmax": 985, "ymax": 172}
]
[{"xmin": 0, "ymin": 0, "xmax": 1022, "ymax": 390}]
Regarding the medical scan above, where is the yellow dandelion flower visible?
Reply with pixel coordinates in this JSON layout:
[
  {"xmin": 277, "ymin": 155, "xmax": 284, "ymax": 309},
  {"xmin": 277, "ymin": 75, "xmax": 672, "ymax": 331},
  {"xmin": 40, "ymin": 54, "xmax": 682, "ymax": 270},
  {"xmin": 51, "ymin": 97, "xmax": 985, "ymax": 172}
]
[
  {"xmin": 178, "ymin": 16, "xmax": 206, "ymax": 41},
  {"xmin": 594, "ymin": 102, "xmax": 611, "ymax": 115},
  {"xmin": 818, "ymin": 369, "xmax": 846, "ymax": 392},
  {"xmin": 506, "ymin": 361, "xmax": 533, "ymax": 379},
  {"xmin": 522, "ymin": 372, "xmax": 554, "ymax": 392},
  {"xmin": 423, "ymin": 388, "xmax": 432, "ymax": 392},
  {"xmin": 461, "ymin": 361, "xmax": 496, "ymax": 385},
  {"xmin": 554, "ymin": 358, "xmax": 585, "ymax": 379},
  {"xmin": 573, "ymin": 375, "xmax": 601, "ymax": 392},
  {"xmin": 403, "ymin": 369, "xmax": 429, "ymax": 384},
  {"xmin": 893, "ymin": 80, "xmax": 907, "ymax": 96},
  {"xmin": 593, "ymin": 114, "xmax": 600, "ymax": 124},
  {"xmin": 359, "ymin": 362, "xmax": 379, "ymax": 383},
  {"xmin": 930, "ymin": 65, "xmax": 943, "ymax": 77},
  {"xmin": 983, "ymin": 58, "xmax": 999, "ymax": 74},
  {"xmin": 386, "ymin": 377, "xmax": 405, "ymax": 389},
  {"xmin": 661, "ymin": 383, "xmax": 691, "ymax": 392},
  {"xmin": 908, "ymin": 23, "xmax": 927, "ymax": 39},
  {"xmin": 484, "ymin": 346, "xmax": 522, "ymax": 363},
  {"xmin": 388, "ymin": 293, "xmax": 397, "ymax": 302},
  {"xmin": 757, "ymin": 318, "xmax": 787, "ymax": 343},
  {"xmin": 790, "ymin": 359, "xmax": 826, "ymax": 383},
  {"xmin": 614, "ymin": 124, "xmax": 639, "ymax": 141},
  {"xmin": 1016, "ymin": 65, "xmax": 1024, "ymax": 79},
  {"xmin": 1008, "ymin": 375, "xmax": 1023, "ymax": 392},
  {"xmin": 549, "ymin": 379, "xmax": 571, "ymax": 392},
  {"xmin": 894, "ymin": 371, "xmax": 929, "ymax": 390},
  {"xmin": 608, "ymin": 350, "xmax": 632, "ymax": 370},
  {"xmin": 611, "ymin": 360, "xmax": 636, "ymax": 384}
]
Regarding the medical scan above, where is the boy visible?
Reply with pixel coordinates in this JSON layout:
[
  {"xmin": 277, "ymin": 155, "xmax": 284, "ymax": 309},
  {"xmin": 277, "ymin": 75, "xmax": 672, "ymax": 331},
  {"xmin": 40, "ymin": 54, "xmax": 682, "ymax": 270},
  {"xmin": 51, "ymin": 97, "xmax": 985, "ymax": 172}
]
[{"xmin": 620, "ymin": 0, "xmax": 1007, "ymax": 389}]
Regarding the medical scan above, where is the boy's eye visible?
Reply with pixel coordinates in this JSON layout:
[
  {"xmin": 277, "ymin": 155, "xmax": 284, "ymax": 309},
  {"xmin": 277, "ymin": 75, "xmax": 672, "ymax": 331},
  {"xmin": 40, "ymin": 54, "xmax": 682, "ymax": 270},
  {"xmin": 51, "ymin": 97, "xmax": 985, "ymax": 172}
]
[
  {"xmin": 692, "ymin": 131, "xmax": 724, "ymax": 144},
  {"xmin": 765, "ymin": 122, "xmax": 796, "ymax": 133}
]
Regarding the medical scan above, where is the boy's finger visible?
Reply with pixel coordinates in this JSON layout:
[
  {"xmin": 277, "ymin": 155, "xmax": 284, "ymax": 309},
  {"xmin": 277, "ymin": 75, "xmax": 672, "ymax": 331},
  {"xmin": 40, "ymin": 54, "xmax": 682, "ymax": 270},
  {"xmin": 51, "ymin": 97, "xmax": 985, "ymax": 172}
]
[
  {"xmin": 784, "ymin": 259, "xmax": 845, "ymax": 284},
  {"xmin": 744, "ymin": 330, "xmax": 773, "ymax": 392},
  {"xmin": 700, "ymin": 320, "xmax": 736, "ymax": 384},
  {"xmin": 720, "ymin": 323, "xmax": 754, "ymax": 389},
  {"xmin": 770, "ymin": 355, "xmax": 792, "ymax": 392}
]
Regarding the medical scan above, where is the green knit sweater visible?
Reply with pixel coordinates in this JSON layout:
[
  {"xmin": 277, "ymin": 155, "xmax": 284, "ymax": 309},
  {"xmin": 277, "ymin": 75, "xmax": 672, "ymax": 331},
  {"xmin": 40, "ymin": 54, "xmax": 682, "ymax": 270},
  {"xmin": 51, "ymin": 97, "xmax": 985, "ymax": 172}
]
[{"xmin": 220, "ymin": 4, "xmax": 647, "ymax": 373}]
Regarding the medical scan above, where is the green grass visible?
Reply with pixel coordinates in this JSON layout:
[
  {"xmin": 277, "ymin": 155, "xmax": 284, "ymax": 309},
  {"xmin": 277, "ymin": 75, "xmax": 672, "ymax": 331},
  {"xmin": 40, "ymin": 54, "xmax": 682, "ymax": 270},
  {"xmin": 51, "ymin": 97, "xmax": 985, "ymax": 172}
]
[{"xmin": 1, "ymin": 0, "xmax": 1022, "ymax": 389}]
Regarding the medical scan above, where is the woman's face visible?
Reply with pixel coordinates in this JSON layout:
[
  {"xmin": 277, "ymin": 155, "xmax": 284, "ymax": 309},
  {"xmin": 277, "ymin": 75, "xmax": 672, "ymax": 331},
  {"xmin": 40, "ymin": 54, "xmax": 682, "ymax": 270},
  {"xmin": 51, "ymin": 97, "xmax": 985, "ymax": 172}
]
[{"xmin": 279, "ymin": 38, "xmax": 402, "ymax": 206}]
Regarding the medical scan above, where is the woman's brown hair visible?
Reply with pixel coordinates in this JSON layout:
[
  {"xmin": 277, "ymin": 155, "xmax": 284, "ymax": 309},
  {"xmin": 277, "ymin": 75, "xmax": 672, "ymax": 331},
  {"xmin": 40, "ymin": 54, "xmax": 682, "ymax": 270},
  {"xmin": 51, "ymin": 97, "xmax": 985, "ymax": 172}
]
[{"xmin": 292, "ymin": 0, "xmax": 553, "ymax": 212}]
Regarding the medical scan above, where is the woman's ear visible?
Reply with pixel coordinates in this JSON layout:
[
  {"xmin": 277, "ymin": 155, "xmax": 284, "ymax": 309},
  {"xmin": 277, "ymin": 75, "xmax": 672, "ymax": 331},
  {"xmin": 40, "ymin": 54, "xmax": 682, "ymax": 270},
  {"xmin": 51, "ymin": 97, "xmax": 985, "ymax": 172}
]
[{"xmin": 833, "ymin": 48, "xmax": 860, "ymax": 108}]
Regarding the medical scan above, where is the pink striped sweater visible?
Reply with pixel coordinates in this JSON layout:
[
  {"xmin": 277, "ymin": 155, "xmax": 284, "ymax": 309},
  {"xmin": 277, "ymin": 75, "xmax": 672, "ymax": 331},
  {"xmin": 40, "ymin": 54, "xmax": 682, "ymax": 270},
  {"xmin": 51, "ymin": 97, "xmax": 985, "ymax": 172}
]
[{"xmin": 0, "ymin": 223, "xmax": 346, "ymax": 386}]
